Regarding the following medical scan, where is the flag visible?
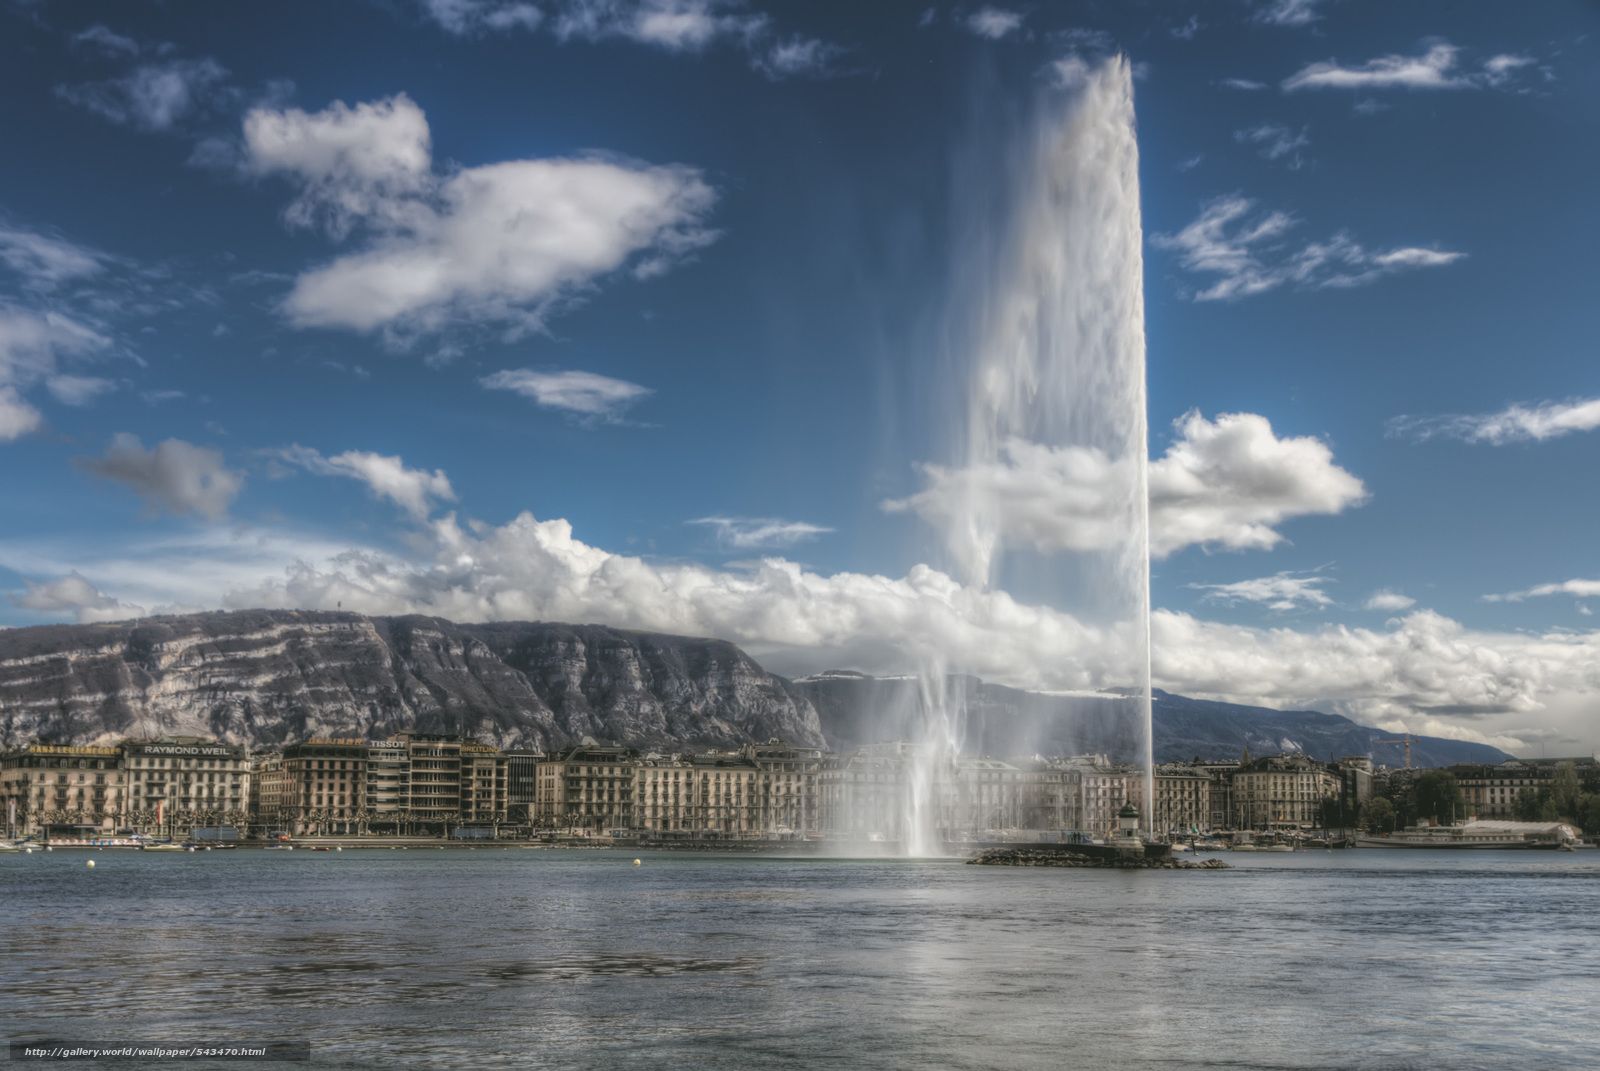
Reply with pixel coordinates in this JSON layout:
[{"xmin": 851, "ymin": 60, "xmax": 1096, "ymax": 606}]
[{"xmin": 156, "ymin": 800, "xmax": 164, "ymax": 829}]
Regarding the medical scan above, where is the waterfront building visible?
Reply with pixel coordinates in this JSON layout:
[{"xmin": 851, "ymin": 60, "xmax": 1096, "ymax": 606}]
[
  {"xmin": 1230, "ymin": 754, "xmax": 1341, "ymax": 829},
  {"xmin": 279, "ymin": 738, "xmax": 368, "ymax": 835},
  {"xmin": 503, "ymin": 749, "xmax": 542, "ymax": 826},
  {"xmin": 121, "ymin": 737, "xmax": 250, "ymax": 836},
  {"xmin": 1152, "ymin": 766, "xmax": 1213, "ymax": 835},
  {"xmin": 536, "ymin": 743, "xmax": 637, "ymax": 833},
  {"xmin": 365, "ymin": 738, "xmax": 409, "ymax": 829},
  {"xmin": 460, "ymin": 742, "xmax": 507, "ymax": 827},
  {"xmin": 742, "ymin": 741, "xmax": 826, "ymax": 835},
  {"xmin": 0, "ymin": 744, "xmax": 126, "ymax": 837},
  {"xmin": 1450, "ymin": 760, "xmax": 1562, "ymax": 819}
]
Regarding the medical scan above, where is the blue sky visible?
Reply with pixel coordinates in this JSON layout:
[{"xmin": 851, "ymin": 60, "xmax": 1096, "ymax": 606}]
[{"xmin": 1, "ymin": 0, "xmax": 1597, "ymax": 753}]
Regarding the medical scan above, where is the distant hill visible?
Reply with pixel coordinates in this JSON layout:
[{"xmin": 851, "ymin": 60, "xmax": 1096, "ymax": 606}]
[
  {"xmin": 0, "ymin": 609, "xmax": 1512, "ymax": 766},
  {"xmin": 791, "ymin": 671, "xmax": 1512, "ymax": 767}
]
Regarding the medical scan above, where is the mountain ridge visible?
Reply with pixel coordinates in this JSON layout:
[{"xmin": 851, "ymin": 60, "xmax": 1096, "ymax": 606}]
[{"xmin": 0, "ymin": 609, "xmax": 1512, "ymax": 766}]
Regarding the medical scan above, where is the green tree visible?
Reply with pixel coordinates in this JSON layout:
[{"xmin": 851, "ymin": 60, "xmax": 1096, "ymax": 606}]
[
  {"xmin": 1551, "ymin": 762, "xmax": 1582, "ymax": 821},
  {"xmin": 1515, "ymin": 787, "xmax": 1545, "ymax": 821},
  {"xmin": 1579, "ymin": 794, "xmax": 1600, "ymax": 836},
  {"xmin": 1364, "ymin": 796, "xmax": 1396, "ymax": 832},
  {"xmin": 1411, "ymin": 771, "xmax": 1464, "ymax": 825}
]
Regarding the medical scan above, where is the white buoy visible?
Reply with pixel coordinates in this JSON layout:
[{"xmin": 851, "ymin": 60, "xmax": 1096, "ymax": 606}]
[
  {"xmin": 633, "ymin": 858, "xmax": 642, "ymax": 866},
  {"xmin": 86, "ymin": 860, "xmax": 95, "ymax": 869},
  {"xmin": 336, "ymin": 846, "xmax": 342, "ymax": 852}
]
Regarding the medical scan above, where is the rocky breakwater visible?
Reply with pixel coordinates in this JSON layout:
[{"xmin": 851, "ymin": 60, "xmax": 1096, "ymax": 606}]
[{"xmin": 968, "ymin": 846, "xmax": 1230, "ymax": 870}]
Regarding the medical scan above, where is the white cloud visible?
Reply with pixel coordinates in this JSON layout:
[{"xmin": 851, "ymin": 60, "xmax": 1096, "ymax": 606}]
[
  {"xmin": 0, "ymin": 387, "xmax": 42, "ymax": 442},
  {"xmin": 79, "ymin": 434, "xmax": 243, "ymax": 520},
  {"xmin": 965, "ymin": 7, "xmax": 1024, "ymax": 40},
  {"xmin": 1387, "ymin": 397, "xmax": 1600, "ymax": 445},
  {"xmin": 9, "ymin": 572, "xmax": 145, "ymax": 623},
  {"xmin": 1149, "ymin": 411, "xmax": 1367, "ymax": 556},
  {"xmin": 1153, "ymin": 195, "xmax": 1465, "ymax": 301},
  {"xmin": 1253, "ymin": 0, "xmax": 1321, "ymax": 28},
  {"xmin": 0, "ymin": 225, "xmax": 105, "ymax": 287},
  {"xmin": 1191, "ymin": 570, "xmax": 1334, "ymax": 612},
  {"xmin": 1482, "ymin": 53, "xmax": 1535, "ymax": 87},
  {"xmin": 245, "ymin": 94, "xmax": 717, "ymax": 338},
  {"xmin": 690, "ymin": 516, "xmax": 833, "ymax": 550},
  {"xmin": 57, "ymin": 57, "xmax": 231, "ymax": 131},
  {"xmin": 1365, "ymin": 590, "xmax": 1416, "ymax": 612},
  {"xmin": 754, "ymin": 37, "xmax": 845, "ymax": 79},
  {"xmin": 1579, "ymin": 605, "xmax": 1593, "ymax": 618},
  {"xmin": 1219, "ymin": 78, "xmax": 1267, "ymax": 91},
  {"xmin": 45, "ymin": 374, "xmax": 117, "ymax": 406},
  {"xmin": 242, "ymin": 94, "xmax": 433, "ymax": 237},
  {"xmin": 1484, "ymin": 579, "xmax": 1600, "ymax": 604},
  {"xmin": 1170, "ymin": 15, "xmax": 1201, "ymax": 41},
  {"xmin": 417, "ymin": 1, "xmax": 843, "ymax": 80},
  {"xmin": 480, "ymin": 368, "xmax": 652, "ymax": 419},
  {"xmin": 0, "ymin": 307, "xmax": 113, "ymax": 435},
  {"xmin": 883, "ymin": 410, "xmax": 1367, "ymax": 560},
  {"xmin": 71, "ymin": 25, "xmax": 141, "ymax": 57},
  {"xmin": 1233, "ymin": 123, "xmax": 1310, "ymax": 166},
  {"xmin": 271, "ymin": 445, "xmax": 456, "ymax": 520},
  {"xmin": 176, "ymin": 510, "xmax": 1600, "ymax": 750},
  {"xmin": 1284, "ymin": 43, "xmax": 1541, "ymax": 94},
  {"xmin": 421, "ymin": 0, "xmax": 542, "ymax": 34}
]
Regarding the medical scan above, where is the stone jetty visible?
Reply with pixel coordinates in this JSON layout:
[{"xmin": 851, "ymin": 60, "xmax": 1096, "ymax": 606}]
[{"xmin": 968, "ymin": 846, "xmax": 1230, "ymax": 870}]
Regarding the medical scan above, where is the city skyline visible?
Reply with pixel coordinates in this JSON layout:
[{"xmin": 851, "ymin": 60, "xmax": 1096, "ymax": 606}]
[{"xmin": 2, "ymin": 1, "xmax": 1598, "ymax": 756}]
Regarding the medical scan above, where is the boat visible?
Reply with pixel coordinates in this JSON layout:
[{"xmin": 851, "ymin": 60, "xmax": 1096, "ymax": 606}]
[
  {"xmin": 0, "ymin": 842, "xmax": 20, "ymax": 853},
  {"xmin": 1355, "ymin": 819, "xmax": 1580, "ymax": 850},
  {"xmin": 140, "ymin": 842, "xmax": 187, "ymax": 852}
]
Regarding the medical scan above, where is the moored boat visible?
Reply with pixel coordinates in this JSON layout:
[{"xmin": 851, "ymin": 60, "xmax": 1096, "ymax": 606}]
[{"xmin": 1355, "ymin": 819, "xmax": 1579, "ymax": 850}]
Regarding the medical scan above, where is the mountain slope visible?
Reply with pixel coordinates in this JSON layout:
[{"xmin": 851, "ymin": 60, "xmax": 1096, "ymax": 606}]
[{"xmin": 0, "ymin": 610, "xmax": 824, "ymax": 751}]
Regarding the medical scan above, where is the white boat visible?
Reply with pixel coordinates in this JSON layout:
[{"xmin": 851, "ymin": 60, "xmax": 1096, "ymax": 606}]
[
  {"xmin": 1355, "ymin": 819, "xmax": 1579, "ymax": 850},
  {"xmin": 140, "ymin": 842, "xmax": 187, "ymax": 852}
]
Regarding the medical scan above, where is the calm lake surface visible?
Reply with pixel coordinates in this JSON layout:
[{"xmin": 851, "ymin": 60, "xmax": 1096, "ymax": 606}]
[{"xmin": 3, "ymin": 848, "xmax": 1596, "ymax": 1069}]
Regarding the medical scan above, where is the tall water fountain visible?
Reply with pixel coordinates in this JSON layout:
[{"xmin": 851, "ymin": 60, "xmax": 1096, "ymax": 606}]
[{"xmin": 905, "ymin": 56, "xmax": 1152, "ymax": 852}]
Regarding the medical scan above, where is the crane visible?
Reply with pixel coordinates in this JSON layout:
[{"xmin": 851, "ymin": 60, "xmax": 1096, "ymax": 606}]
[{"xmin": 1375, "ymin": 735, "xmax": 1414, "ymax": 769}]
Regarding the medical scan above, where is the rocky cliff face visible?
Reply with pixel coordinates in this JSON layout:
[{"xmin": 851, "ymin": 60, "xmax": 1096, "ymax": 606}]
[{"xmin": 0, "ymin": 610, "xmax": 824, "ymax": 751}]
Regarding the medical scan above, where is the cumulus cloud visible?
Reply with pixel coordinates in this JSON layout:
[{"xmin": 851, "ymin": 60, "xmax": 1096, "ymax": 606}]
[
  {"xmin": 1191, "ymin": 570, "xmax": 1334, "ymax": 612},
  {"xmin": 965, "ymin": 7, "xmax": 1024, "ymax": 40},
  {"xmin": 57, "ymin": 57, "xmax": 231, "ymax": 131},
  {"xmin": 1365, "ymin": 590, "xmax": 1416, "ymax": 612},
  {"xmin": 1253, "ymin": 0, "xmax": 1321, "ymax": 28},
  {"xmin": 271, "ymin": 445, "xmax": 456, "ymax": 520},
  {"xmin": 79, "ymin": 434, "xmax": 243, "ymax": 519},
  {"xmin": 1219, "ymin": 78, "xmax": 1267, "ymax": 91},
  {"xmin": 690, "ymin": 516, "xmax": 833, "ymax": 550},
  {"xmin": 1484, "ymin": 579, "xmax": 1600, "ymax": 604},
  {"xmin": 172, "ymin": 508, "xmax": 1595, "ymax": 749},
  {"xmin": 1283, "ymin": 43, "xmax": 1541, "ymax": 93},
  {"xmin": 884, "ymin": 411, "xmax": 1366, "ymax": 560},
  {"xmin": 242, "ymin": 94, "xmax": 433, "ymax": 237},
  {"xmin": 1387, "ymin": 397, "xmax": 1600, "ymax": 445},
  {"xmin": 244, "ymin": 94, "xmax": 717, "ymax": 338},
  {"xmin": 1234, "ymin": 123, "xmax": 1310, "ymax": 167},
  {"xmin": 9, "ymin": 572, "xmax": 145, "ymax": 623},
  {"xmin": 480, "ymin": 368, "xmax": 652, "ymax": 420},
  {"xmin": 1153, "ymin": 195, "xmax": 1464, "ymax": 301}
]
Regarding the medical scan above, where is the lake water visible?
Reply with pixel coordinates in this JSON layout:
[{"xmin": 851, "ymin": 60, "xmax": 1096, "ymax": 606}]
[{"xmin": 3, "ymin": 848, "xmax": 1596, "ymax": 1069}]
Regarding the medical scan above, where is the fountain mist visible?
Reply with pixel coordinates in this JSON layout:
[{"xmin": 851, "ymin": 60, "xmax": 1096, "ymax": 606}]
[{"xmin": 907, "ymin": 56, "xmax": 1152, "ymax": 851}]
